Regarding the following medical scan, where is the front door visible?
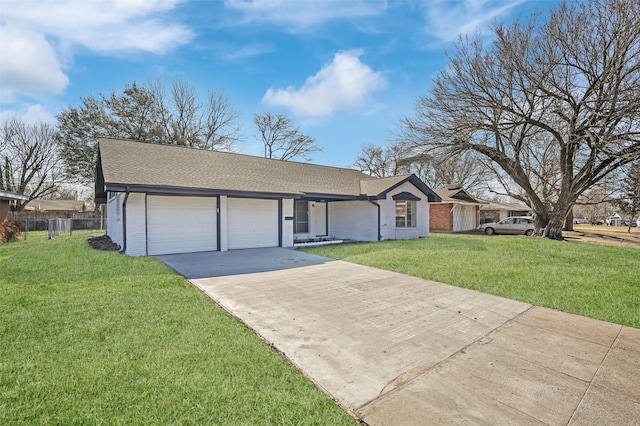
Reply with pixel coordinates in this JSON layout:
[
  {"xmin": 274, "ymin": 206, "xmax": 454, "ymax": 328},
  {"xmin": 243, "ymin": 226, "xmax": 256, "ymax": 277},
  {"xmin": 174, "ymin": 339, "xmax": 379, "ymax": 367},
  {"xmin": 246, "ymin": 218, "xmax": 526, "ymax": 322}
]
[{"xmin": 294, "ymin": 200, "xmax": 309, "ymax": 235}]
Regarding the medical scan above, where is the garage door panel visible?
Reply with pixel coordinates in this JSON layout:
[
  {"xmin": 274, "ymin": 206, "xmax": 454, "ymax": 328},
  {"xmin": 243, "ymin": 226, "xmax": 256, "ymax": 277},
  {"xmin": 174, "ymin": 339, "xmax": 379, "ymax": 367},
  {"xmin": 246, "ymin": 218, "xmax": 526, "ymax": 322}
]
[
  {"xmin": 228, "ymin": 198, "xmax": 278, "ymax": 249},
  {"xmin": 453, "ymin": 205, "xmax": 476, "ymax": 232},
  {"xmin": 147, "ymin": 196, "xmax": 217, "ymax": 255}
]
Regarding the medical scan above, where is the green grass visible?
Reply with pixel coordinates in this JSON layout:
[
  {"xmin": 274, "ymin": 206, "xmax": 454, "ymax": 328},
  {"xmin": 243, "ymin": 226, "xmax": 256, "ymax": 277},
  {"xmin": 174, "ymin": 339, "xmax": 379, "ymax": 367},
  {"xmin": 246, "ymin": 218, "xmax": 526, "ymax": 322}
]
[
  {"xmin": 303, "ymin": 233, "xmax": 640, "ymax": 329},
  {"xmin": 0, "ymin": 232, "xmax": 356, "ymax": 425}
]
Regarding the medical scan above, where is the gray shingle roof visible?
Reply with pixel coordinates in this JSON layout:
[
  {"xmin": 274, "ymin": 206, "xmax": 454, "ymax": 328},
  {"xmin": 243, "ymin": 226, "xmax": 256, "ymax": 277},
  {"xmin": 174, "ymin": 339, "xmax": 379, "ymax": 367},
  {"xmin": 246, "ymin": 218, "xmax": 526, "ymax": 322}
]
[
  {"xmin": 360, "ymin": 175, "xmax": 413, "ymax": 196},
  {"xmin": 98, "ymin": 139, "xmax": 440, "ymax": 201},
  {"xmin": 433, "ymin": 186, "xmax": 485, "ymax": 204},
  {"xmin": 99, "ymin": 138, "xmax": 370, "ymax": 196}
]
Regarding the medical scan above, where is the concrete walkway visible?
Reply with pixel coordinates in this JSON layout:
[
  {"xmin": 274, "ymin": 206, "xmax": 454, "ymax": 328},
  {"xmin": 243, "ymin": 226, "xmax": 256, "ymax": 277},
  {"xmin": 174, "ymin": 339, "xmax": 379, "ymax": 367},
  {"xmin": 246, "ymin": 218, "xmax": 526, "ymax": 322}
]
[{"xmin": 159, "ymin": 249, "xmax": 640, "ymax": 425}]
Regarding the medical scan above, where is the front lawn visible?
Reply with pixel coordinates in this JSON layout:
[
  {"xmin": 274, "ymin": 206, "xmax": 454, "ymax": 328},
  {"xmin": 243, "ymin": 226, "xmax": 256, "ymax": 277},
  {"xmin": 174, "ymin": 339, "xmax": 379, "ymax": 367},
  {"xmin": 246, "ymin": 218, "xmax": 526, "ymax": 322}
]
[
  {"xmin": 0, "ymin": 232, "xmax": 356, "ymax": 425},
  {"xmin": 303, "ymin": 233, "xmax": 640, "ymax": 328}
]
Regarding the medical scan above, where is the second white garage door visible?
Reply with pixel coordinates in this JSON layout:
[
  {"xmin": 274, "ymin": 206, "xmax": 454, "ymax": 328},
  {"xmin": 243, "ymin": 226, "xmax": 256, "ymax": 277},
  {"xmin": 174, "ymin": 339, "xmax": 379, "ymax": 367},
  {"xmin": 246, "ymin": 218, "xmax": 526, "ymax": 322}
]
[
  {"xmin": 227, "ymin": 198, "xmax": 279, "ymax": 249},
  {"xmin": 147, "ymin": 196, "xmax": 217, "ymax": 255}
]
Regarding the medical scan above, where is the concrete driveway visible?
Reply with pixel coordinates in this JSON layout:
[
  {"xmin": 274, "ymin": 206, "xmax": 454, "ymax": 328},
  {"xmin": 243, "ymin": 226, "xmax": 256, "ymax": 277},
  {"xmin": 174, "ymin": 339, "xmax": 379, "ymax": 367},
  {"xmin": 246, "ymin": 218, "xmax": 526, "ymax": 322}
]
[{"xmin": 158, "ymin": 248, "xmax": 640, "ymax": 425}]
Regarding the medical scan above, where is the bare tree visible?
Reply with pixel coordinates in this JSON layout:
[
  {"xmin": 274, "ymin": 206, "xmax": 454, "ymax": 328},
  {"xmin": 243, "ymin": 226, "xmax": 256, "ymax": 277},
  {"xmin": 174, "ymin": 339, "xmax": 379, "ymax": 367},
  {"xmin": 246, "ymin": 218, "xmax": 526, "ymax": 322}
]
[
  {"xmin": 0, "ymin": 116, "xmax": 61, "ymax": 210},
  {"xmin": 150, "ymin": 79, "xmax": 243, "ymax": 151},
  {"xmin": 613, "ymin": 162, "xmax": 640, "ymax": 233},
  {"xmin": 161, "ymin": 78, "xmax": 200, "ymax": 147},
  {"xmin": 574, "ymin": 191, "xmax": 614, "ymax": 224},
  {"xmin": 352, "ymin": 143, "xmax": 406, "ymax": 177},
  {"xmin": 253, "ymin": 112, "xmax": 321, "ymax": 161},
  {"xmin": 399, "ymin": 0, "xmax": 640, "ymax": 240},
  {"xmin": 202, "ymin": 89, "xmax": 243, "ymax": 151},
  {"xmin": 399, "ymin": 151, "xmax": 492, "ymax": 196},
  {"xmin": 352, "ymin": 142, "xmax": 491, "ymax": 195}
]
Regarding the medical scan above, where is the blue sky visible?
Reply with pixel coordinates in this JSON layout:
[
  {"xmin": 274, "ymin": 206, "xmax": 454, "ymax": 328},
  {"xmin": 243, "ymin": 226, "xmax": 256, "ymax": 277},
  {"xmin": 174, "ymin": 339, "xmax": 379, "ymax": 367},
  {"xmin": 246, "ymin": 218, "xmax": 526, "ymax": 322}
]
[{"xmin": 1, "ymin": 0, "xmax": 546, "ymax": 168}]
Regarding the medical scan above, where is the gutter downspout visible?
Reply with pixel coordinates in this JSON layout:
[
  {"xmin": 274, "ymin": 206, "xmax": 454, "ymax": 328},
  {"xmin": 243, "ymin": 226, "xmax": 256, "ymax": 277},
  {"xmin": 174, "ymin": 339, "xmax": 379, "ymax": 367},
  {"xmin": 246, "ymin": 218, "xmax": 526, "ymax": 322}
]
[
  {"xmin": 119, "ymin": 188, "xmax": 130, "ymax": 254},
  {"xmin": 367, "ymin": 199, "xmax": 381, "ymax": 241}
]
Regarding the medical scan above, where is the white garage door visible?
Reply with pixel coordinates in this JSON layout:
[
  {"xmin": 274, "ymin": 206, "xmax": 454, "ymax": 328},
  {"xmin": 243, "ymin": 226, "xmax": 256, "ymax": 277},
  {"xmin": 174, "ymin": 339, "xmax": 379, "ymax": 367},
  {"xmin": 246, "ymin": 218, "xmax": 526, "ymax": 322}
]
[
  {"xmin": 147, "ymin": 196, "xmax": 217, "ymax": 255},
  {"xmin": 227, "ymin": 198, "xmax": 278, "ymax": 249},
  {"xmin": 453, "ymin": 205, "xmax": 477, "ymax": 232}
]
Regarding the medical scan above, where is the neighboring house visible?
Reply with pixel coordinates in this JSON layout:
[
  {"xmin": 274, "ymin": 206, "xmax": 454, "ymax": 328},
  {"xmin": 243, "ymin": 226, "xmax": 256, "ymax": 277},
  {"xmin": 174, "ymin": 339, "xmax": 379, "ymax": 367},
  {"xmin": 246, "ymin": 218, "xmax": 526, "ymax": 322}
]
[
  {"xmin": 480, "ymin": 200, "xmax": 531, "ymax": 223},
  {"xmin": 95, "ymin": 138, "xmax": 441, "ymax": 256},
  {"xmin": 430, "ymin": 185, "xmax": 487, "ymax": 232},
  {"xmin": 0, "ymin": 191, "xmax": 30, "ymax": 221},
  {"xmin": 23, "ymin": 199, "xmax": 86, "ymax": 214}
]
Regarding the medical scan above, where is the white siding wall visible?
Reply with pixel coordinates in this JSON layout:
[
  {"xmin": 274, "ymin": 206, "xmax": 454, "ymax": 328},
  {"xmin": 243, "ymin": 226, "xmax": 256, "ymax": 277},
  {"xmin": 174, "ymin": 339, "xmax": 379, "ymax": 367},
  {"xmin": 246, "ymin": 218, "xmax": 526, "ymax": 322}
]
[
  {"xmin": 124, "ymin": 193, "xmax": 147, "ymax": 256},
  {"xmin": 106, "ymin": 193, "xmax": 123, "ymax": 249},
  {"xmin": 312, "ymin": 202, "xmax": 327, "ymax": 236},
  {"xmin": 219, "ymin": 195, "xmax": 228, "ymax": 251},
  {"xmin": 379, "ymin": 182, "xmax": 430, "ymax": 240},
  {"xmin": 282, "ymin": 198, "xmax": 294, "ymax": 247},
  {"xmin": 329, "ymin": 201, "xmax": 378, "ymax": 242},
  {"xmin": 106, "ymin": 192, "xmax": 147, "ymax": 254}
]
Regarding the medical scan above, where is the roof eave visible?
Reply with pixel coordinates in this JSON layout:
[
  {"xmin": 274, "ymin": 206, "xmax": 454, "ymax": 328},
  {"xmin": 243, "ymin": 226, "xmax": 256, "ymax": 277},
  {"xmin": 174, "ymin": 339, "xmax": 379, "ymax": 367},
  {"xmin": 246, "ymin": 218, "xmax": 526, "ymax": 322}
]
[
  {"xmin": 372, "ymin": 175, "xmax": 441, "ymax": 202},
  {"xmin": 0, "ymin": 190, "xmax": 30, "ymax": 201},
  {"xmin": 300, "ymin": 192, "xmax": 370, "ymax": 202},
  {"xmin": 435, "ymin": 200, "xmax": 485, "ymax": 206},
  {"xmin": 104, "ymin": 183, "xmax": 302, "ymax": 199}
]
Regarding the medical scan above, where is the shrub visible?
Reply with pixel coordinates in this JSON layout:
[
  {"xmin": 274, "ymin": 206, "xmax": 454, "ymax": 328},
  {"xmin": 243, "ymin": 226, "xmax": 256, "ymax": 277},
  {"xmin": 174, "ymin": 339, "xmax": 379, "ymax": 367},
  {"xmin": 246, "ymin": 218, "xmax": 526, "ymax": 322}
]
[{"xmin": 0, "ymin": 220, "xmax": 22, "ymax": 243}]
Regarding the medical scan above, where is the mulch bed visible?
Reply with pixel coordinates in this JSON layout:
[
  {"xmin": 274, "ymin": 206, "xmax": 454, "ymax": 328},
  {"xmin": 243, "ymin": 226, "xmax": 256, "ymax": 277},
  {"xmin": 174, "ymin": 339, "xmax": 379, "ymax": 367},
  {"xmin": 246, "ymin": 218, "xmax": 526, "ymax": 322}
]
[{"xmin": 88, "ymin": 235, "xmax": 121, "ymax": 251}]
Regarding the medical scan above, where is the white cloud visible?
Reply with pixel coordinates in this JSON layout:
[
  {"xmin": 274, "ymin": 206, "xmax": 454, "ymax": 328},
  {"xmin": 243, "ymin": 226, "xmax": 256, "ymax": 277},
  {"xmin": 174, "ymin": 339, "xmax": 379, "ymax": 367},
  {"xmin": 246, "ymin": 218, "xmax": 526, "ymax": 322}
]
[
  {"xmin": 225, "ymin": 0, "xmax": 387, "ymax": 30},
  {"xmin": 262, "ymin": 50, "xmax": 386, "ymax": 116},
  {"xmin": 0, "ymin": 104, "xmax": 56, "ymax": 125},
  {"xmin": 0, "ymin": 25, "xmax": 69, "ymax": 96},
  {"xmin": 422, "ymin": 0, "xmax": 526, "ymax": 44},
  {"xmin": 22, "ymin": 104, "xmax": 57, "ymax": 124},
  {"xmin": 221, "ymin": 43, "xmax": 275, "ymax": 62},
  {"xmin": 0, "ymin": 0, "xmax": 193, "ymax": 99},
  {"xmin": 1, "ymin": 0, "xmax": 193, "ymax": 53}
]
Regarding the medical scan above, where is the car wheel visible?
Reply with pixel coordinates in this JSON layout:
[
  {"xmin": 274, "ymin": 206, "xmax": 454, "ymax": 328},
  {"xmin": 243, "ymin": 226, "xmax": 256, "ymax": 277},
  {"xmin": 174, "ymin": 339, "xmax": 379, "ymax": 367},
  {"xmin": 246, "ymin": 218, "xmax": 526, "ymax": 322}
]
[
  {"xmin": 484, "ymin": 227, "xmax": 495, "ymax": 235},
  {"xmin": 525, "ymin": 229, "xmax": 533, "ymax": 236}
]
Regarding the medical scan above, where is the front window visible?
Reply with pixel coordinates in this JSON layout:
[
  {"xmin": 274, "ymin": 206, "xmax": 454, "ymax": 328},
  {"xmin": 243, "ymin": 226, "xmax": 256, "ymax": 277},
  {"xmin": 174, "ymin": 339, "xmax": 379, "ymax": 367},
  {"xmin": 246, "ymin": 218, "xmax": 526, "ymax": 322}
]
[
  {"xmin": 294, "ymin": 200, "xmax": 309, "ymax": 233},
  {"xmin": 395, "ymin": 200, "xmax": 416, "ymax": 228}
]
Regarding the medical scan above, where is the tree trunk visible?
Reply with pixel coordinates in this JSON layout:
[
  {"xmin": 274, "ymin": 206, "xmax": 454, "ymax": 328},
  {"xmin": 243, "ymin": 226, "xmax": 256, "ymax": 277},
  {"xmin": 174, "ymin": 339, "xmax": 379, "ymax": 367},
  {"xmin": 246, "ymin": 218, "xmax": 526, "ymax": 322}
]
[
  {"xmin": 532, "ymin": 214, "xmax": 549, "ymax": 236},
  {"xmin": 541, "ymin": 198, "xmax": 573, "ymax": 240},
  {"xmin": 565, "ymin": 208, "xmax": 574, "ymax": 231},
  {"xmin": 543, "ymin": 214, "xmax": 566, "ymax": 240}
]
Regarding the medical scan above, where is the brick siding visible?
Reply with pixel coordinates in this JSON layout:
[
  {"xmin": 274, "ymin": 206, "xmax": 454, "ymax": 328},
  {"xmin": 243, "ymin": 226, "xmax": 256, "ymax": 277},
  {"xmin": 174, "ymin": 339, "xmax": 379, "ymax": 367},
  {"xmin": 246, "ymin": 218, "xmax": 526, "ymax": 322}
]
[{"xmin": 430, "ymin": 203, "xmax": 453, "ymax": 231}]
